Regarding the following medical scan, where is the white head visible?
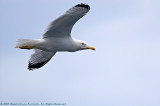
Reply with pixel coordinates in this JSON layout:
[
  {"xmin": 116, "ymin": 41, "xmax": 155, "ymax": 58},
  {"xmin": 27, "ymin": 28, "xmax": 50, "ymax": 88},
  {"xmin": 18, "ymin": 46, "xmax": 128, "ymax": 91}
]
[{"xmin": 74, "ymin": 39, "xmax": 95, "ymax": 51}]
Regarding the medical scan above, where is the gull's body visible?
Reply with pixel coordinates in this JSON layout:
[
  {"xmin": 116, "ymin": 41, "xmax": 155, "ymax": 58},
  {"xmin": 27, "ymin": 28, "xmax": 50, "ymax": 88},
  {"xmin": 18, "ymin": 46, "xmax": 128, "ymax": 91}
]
[
  {"xmin": 36, "ymin": 37, "xmax": 82, "ymax": 52},
  {"xmin": 15, "ymin": 3, "xmax": 95, "ymax": 70}
]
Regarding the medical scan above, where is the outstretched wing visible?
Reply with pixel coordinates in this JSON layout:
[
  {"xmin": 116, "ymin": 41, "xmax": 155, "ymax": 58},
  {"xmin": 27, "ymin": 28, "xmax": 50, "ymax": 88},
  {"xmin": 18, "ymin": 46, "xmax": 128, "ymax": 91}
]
[
  {"xmin": 28, "ymin": 49, "xmax": 56, "ymax": 70},
  {"xmin": 43, "ymin": 3, "xmax": 90, "ymax": 38}
]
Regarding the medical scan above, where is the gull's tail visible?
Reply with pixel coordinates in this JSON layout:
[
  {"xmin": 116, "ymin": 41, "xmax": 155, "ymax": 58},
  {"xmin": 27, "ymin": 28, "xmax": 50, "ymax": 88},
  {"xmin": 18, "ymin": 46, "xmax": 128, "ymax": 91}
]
[{"xmin": 15, "ymin": 39, "xmax": 41, "ymax": 49}]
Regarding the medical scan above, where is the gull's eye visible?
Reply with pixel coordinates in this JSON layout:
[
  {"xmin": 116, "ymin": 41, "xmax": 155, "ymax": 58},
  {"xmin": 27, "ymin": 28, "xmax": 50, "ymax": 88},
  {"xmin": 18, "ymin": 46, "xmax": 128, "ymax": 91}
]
[{"xmin": 81, "ymin": 43, "xmax": 86, "ymax": 45}]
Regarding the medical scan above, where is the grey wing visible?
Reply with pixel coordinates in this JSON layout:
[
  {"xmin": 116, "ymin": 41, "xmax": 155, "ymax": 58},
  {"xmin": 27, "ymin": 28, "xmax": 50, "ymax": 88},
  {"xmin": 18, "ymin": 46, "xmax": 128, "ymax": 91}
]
[
  {"xmin": 28, "ymin": 49, "xmax": 56, "ymax": 70},
  {"xmin": 43, "ymin": 3, "xmax": 90, "ymax": 38}
]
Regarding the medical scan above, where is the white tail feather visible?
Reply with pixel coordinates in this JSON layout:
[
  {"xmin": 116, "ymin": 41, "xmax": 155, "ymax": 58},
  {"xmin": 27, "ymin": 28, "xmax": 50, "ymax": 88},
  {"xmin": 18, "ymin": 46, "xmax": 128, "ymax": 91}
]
[{"xmin": 15, "ymin": 39, "xmax": 41, "ymax": 49}]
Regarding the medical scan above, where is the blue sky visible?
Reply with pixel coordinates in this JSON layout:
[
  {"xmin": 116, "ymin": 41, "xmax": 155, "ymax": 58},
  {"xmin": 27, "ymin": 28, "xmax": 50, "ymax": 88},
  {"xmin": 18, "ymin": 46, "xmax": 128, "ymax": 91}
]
[{"xmin": 0, "ymin": 0, "xmax": 160, "ymax": 106}]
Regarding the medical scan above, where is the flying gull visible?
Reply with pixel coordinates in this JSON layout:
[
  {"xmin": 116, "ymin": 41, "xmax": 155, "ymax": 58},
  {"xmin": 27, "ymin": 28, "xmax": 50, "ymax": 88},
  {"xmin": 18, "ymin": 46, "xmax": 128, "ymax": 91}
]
[{"xmin": 15, "ymin": 3, "xmax": 95, "ymax": 70}]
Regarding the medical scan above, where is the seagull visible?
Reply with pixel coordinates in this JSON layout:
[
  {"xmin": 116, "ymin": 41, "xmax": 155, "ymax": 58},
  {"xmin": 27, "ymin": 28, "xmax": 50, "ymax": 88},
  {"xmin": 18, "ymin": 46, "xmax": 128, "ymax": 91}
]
[{"xmin": 15, "ymin": 3, "xmax": 95, "ymax": 70}]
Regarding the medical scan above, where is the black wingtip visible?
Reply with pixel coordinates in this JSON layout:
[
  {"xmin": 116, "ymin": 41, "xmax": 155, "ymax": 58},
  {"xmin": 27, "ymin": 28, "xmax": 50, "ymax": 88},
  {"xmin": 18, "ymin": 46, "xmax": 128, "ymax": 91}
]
[
  {"xmin": 75, "ymin": 3, "xmax": 90, "ymax": 10},
  {"xmin": 28, "ymin": 61, "xmax": 47, "ymax": 70}
]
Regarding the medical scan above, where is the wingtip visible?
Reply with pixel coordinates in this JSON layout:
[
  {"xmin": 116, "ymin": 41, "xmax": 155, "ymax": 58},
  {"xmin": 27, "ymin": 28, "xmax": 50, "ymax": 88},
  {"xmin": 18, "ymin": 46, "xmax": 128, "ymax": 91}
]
[
  {"xmin": 28, "ymin": 63, "xmax": 35, "ymax": 71},
  {"xmin": 75, "ymin": 3, "xmax": 90, "ymax": 10},
  {"xmin": 28, "ymin": 61, "xmax": 47, "ymax": 70}
]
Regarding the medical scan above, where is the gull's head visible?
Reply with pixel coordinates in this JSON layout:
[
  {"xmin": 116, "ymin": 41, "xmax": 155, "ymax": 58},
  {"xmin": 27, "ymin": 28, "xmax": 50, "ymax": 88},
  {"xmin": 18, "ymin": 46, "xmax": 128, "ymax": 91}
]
[{"xmin": 75, "ymin": 40, "xmax": 95, "ymax": 51}]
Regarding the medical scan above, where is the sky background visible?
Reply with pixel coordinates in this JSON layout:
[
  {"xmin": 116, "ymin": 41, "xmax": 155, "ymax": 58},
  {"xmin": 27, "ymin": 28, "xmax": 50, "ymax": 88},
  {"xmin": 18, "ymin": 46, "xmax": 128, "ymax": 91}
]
[{"xmin": 0, "ymin": 0, "xmax": 160, "ymax": 106}]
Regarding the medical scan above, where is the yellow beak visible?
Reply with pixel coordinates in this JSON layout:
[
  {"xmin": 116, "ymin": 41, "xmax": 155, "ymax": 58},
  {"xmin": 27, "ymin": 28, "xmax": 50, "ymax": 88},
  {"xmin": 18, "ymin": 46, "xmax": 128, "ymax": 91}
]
[{"xmin": 87, "ymin": 46, "xmax": 95, "ymax": 50}]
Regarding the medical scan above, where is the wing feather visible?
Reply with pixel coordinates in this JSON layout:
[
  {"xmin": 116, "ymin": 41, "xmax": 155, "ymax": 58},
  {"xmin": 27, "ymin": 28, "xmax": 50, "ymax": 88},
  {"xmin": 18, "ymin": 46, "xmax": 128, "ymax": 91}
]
[
  {"xmin": 28, "ymin": 49, "xmax": 56, "ymax": 70},
  {"xmin": 43, "ymin": 3, "xmax": 90, "ymax": 38}
]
